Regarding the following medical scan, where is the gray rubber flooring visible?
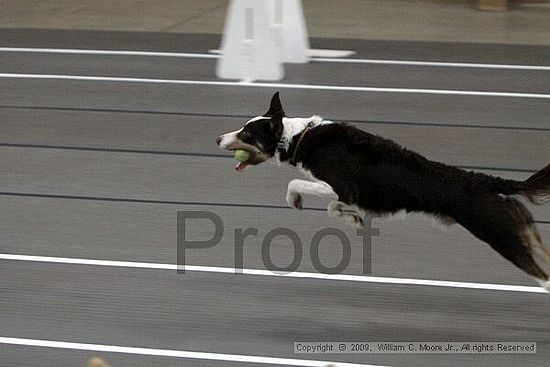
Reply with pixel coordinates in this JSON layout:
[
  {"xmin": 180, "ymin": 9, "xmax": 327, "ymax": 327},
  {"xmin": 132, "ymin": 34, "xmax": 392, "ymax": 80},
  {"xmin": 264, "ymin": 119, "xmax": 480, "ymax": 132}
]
[{"xmin": 1, "ymin": 30, "xmax": 549, "ymax": 367}]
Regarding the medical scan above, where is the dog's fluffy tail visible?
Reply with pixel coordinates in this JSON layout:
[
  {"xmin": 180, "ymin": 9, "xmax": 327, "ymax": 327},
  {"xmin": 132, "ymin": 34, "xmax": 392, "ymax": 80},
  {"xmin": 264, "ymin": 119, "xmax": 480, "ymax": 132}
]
[
  {"xmin": 521, "ymin": 163, "xmax": 550, "ymax": 204},
  {"xmin": 480, "ymin": 163, "xmax": 550, "ymax": 205},
  {"xmin": 453, "ymin": 194, "xmax": 550, "ymax": 289}
]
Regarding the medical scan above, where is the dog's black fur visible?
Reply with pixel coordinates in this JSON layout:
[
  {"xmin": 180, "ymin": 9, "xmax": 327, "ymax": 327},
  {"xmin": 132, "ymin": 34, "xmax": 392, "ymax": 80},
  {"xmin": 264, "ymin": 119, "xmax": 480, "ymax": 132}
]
[
  {"xmin": 219, "ymin": 92, "xmax": 550, "ymax": 285},
  {"xmin": 292, "ymin": 122, "xmax": 550, "ymax": 279}
]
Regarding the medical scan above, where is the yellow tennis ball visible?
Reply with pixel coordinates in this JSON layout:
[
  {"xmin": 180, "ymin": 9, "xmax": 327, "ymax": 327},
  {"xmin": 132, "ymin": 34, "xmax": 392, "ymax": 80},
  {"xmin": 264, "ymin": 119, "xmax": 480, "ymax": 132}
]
[
  {"xmin": 87, "ymin": 358, "xmax": 110, "ymax": 367},
  {"xmin": 234, "ymin": 149, "xmax": 250, "ymax": 162}
]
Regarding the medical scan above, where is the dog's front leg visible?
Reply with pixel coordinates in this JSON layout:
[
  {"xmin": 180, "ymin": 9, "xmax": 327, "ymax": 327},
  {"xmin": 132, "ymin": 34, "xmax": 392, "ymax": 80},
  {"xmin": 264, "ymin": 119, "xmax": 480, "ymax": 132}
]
[{"xmin": 286, "ymin": 179, "xmax": 338, "ymax": 209}]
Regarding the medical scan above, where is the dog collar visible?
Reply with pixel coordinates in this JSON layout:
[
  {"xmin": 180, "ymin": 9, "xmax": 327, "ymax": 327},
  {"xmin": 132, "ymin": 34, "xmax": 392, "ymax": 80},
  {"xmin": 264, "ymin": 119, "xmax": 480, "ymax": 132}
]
[{"xmin": 289, "ymin": 121, "xmax": 315, "ymax": 166}]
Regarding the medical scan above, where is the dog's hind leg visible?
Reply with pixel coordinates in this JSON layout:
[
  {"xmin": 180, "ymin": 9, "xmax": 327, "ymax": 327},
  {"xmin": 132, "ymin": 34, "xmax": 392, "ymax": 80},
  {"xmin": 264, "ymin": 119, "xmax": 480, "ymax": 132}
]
[
  {"xmin": 328, "ymin": 201, "xmax": 364, "ymax": 228},
  {"xmin": 455, "ymin": 194, "xmax": 550, "ymax": 289}
]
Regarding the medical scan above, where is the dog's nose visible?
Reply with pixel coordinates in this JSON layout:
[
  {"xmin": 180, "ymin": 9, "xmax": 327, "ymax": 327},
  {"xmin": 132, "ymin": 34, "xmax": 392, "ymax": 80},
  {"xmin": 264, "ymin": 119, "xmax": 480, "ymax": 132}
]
[{"xmin": 215, "ymin": 136, "xmax": 222, "ymax": 146}]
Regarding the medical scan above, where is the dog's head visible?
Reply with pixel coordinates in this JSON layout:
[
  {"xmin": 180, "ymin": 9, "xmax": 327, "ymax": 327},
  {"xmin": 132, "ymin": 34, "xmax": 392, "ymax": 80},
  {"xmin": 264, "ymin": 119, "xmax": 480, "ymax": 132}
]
[{"xmin": 216, "ymin": 92, "xmax": 285, "ymax": 171}]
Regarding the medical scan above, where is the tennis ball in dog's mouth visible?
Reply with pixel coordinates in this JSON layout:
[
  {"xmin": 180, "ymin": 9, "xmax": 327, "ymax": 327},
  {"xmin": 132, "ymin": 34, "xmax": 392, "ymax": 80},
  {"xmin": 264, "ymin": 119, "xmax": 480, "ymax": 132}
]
[{"xmin": 234, "ymin": 149, "xmax": 250, "ymax": 162}]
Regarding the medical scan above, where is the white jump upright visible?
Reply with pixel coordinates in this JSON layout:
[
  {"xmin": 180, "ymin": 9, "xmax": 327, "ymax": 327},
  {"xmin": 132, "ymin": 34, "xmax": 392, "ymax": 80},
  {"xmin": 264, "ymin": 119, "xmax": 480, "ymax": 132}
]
[
  {"xmin": 216, "ymin": 0, "xmax": 284, "ymax": 82},
  {"xmin": 270, "ymin": 0, "xmax": 310, "ymax": 64},
  {"xmin": 216, "ymin": 0, "xmax": 353, "ymax": 82}
]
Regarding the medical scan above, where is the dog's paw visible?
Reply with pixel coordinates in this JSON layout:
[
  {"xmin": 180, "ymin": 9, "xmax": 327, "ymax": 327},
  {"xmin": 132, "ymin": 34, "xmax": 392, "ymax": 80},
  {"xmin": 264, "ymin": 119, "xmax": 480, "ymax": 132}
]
[
  {"xmin": 328, "ymin": 202, "xmax": 364, "ymax": 228},
  {"xmin": 327, "ymin": 201, "xmax": 345, "ymax": 217},
  {"xmin": 343, "ymin": 212, "xmax": 364, "ymax": 228},
  {"xmin": 286, "ymin": 191, "xmax": 303, "ymax": 209}
]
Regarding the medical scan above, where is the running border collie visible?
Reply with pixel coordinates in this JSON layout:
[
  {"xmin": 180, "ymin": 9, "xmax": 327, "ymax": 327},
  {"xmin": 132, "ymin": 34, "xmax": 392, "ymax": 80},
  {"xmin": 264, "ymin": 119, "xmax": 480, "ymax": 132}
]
[{"xmin": 216, "ymin": 92, "xmax": 550, "ymax": 290}]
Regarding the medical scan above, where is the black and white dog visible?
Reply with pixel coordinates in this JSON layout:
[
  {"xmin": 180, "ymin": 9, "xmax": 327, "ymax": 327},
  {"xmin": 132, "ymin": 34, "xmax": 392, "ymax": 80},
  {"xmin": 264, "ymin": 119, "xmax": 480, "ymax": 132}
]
[{"xmin": 216, "ymin": 92, "xmax": 550, "ymax": 289}]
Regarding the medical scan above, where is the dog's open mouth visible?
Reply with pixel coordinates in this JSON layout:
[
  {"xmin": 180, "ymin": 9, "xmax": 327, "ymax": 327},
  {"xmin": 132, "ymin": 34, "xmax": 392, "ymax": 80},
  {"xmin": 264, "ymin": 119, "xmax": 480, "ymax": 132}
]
[
  {"xmin": 232, "ymin": 150, "xmax": 266, "ymax": 171},
  {"xmin": 234, "ymin": 153, "xmax": 250, "ymax": 172},
  {"xmin": 234, "ymin": 157, "xmax": 250, "ymax": 172},
  {"xmin": 227, "ymin": 143, "xmax": 267, "ymax": 172}
]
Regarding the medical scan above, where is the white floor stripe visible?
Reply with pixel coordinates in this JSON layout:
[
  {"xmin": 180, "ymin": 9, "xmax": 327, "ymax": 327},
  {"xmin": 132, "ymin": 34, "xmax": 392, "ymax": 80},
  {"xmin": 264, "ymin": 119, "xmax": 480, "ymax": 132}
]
[
  {"xmin": 311, "ymin": 57, "xmax": 550, "ymax": 71},
  {"xmin": 0, "ymin": 47, "xmax": 218, "ymax": 59},
  {"xmin": 0, "ymin": 254, "xmax": 545, "ymax": 294},
  {"xmin": 1, "ymin": 73, "xmax": 549, "ymax": 99},
  {"xmin": 0, "ymin": 337, "xmax": 383, "ymax": 367},
  {"xmin": 2, "ymin": 47, "xmax": 550, "ymax": 71}
]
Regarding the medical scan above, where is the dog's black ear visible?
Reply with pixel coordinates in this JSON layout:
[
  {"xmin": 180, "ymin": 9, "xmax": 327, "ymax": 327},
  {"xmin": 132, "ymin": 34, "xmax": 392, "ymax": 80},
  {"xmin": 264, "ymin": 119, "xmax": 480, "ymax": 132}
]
[
  {"xmin": 270, "ymin": 111, "xmax": 284, "ymax": 137},
  {"xmin": 265, "ymin": 91, "xmax": 285, "ymax": 117}
]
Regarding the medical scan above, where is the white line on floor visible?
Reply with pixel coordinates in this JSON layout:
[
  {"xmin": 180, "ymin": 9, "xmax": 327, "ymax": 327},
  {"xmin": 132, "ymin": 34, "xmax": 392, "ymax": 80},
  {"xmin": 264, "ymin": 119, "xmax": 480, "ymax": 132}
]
[
  {"xmin": 0, "ymin": 337, "xmax": 384, "ymax": 367},
  {"xmin": 1, "ymin": 73, "xmax": 549, "ymax": 99},
  {"xmin": 311, "ymin": 57, "xmax": 550, "ymax": 71},
  {"xmin": 1, "ymin": 47, "xmax": 550, "ymax": 71},
  {"xmin": 0, "ymin": 254, "xmax": 545, "ymax": 294},
  {"xmin": 0, "ymin": 47, "xmax": 219, "ymax": 59}
]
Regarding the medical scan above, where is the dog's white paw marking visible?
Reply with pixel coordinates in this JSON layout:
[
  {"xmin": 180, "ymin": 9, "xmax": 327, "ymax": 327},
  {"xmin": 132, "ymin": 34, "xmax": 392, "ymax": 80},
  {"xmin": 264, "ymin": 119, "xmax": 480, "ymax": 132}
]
[
  {"xmin": 327, "ymin": 201, "xmax": 345, "ymax": 217},
  {"xmin": 286, "ymin": 178, "xmax": 338, "ymax": 210},
  {"xmin": 343, "ymin": 212, "xmax": 364, "ymax": 228},
  {"xmin": 328, "ymin": 200, "xmax": 364, "ymax": 228},
  {"xmin": 286, "ymin": 179, "xmax": 305, "ymax": 209},
  {"xmin": 286, "ymin": 191, "xmax": 303, "ymax": 209}
]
